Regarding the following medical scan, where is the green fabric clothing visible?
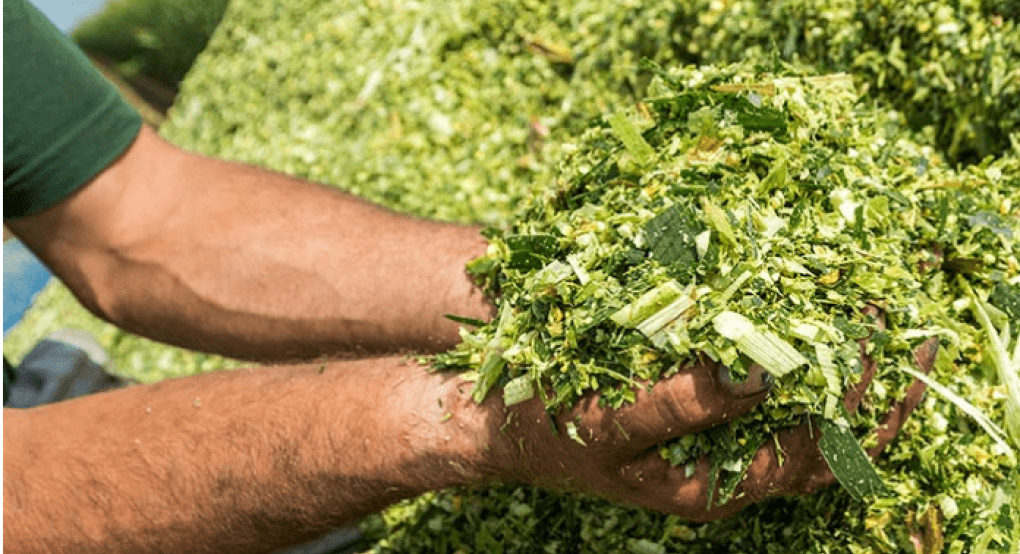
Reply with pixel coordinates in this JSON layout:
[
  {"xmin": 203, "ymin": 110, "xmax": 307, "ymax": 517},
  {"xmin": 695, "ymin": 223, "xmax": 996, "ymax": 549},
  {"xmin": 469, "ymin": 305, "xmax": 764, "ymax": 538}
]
[
  {"xmin": 4, "ymin": 358, "xmax": 14, "ymax": 405},
  {"xmin": 3, "ymin": 0, "xmax": 142, "ymax": 219}
]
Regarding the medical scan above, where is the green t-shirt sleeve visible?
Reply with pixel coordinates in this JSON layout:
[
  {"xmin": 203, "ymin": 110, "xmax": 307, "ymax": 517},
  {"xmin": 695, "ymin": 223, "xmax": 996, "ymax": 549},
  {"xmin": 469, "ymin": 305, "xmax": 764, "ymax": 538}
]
[{"xmin": 3, "ymin": 0, "xmax": 143, "ymax": 219}]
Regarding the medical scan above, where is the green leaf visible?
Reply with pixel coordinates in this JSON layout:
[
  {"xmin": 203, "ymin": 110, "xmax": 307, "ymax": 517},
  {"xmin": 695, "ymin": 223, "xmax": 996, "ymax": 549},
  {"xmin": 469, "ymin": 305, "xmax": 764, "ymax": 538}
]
[
  {"xmin": 699, "ymin": 197, "xmax": 738, "ymax": 247},
  {"xmin": 471, "ymin": 350, "xmax": 507, "ymax": 404},
  {"xmin": 723, "ymin": 93, "xmax": 789, "ymax": 134},
  {"xmin": 503, "ymin": 375, "xmax": 535, "ymax": 406},
  {"xmin": 506, "ymin": 234, "xmax": 558, "ymax": 270},
  {"xmin": 817, "ymin": 418, "xmax": 889, "ymax": 502},
  {"xmin": 990, "ymin": 282, "xmax": 1020, "ymax": 323},
  {"xmin": 626, "ymin": 538, "xmax": 666, "ymax": 554},
  {"xmin": 642, "ymin": 203, "xmax": 704, "ymax": 274},
  {"xmin": 967, "ymin": 211, "xmax": 1015, "ymax": 239},
  {"xmin": 814, "ymin": 342, "xmax": 841, "ymax": 395},
  {"xmin": 565, "ymin": 420, "xmax": 587, "ymax": 446},
  {"xmin": 608, "ymin": 112, "xmax": 655, "ymax": 167},
  {"xmin": 444, "ymin": 314, "xmax": 488, "ymax": 327}
]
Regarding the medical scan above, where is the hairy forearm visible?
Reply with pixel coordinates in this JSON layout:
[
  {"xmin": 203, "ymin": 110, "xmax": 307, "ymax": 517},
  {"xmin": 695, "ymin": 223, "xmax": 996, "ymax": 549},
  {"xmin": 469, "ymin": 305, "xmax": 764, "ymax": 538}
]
[
  {"xmin": 2, "ymin": 359, "xmax": 491, "ymax": 554},
  {"xmin": 9, "ymin": 127, "xmax": 493, "ymax": 360}
]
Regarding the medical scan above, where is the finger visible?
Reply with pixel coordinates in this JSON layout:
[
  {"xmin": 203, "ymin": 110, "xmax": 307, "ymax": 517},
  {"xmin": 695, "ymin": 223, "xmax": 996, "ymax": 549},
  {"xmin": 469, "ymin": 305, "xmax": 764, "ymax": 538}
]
[
  {"xmin": 845, "ymin": 305, "xmax": 885, "ymax": 414},
  {"xmin": 616, "ymin": 423, "xmax": 834, "ymax": 522},
  {"xmin": 616, "ymin": 449, "xmax": 749, "ymax": 522},
  {"xmin": 912, "ymin": 336, "xmax": 940, "ymax": 374},
  {"xmin": 614, "ymin": 451, "xmax": 713, "ymax": 518},
  {"xmin": 717, "ymin": 364, "xmax": 774, "ymax": 398},
  {"xmin": 867, "ymin": 337, "xmax": 938, "ymax": 457},
  {"xmin": 573, "ymin": 358, "xmax": 772, "ymax": 456}
]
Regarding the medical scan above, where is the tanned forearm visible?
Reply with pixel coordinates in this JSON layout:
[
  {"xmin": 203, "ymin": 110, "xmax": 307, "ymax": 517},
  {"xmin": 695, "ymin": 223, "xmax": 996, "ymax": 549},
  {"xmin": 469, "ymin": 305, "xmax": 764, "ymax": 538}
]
[
  {"xmin": 7, "ymin": 127, "xmax": 494, "ymax": 360},
  {"xmin": 2, "ymin": 342, "xmax": 937, "ymax": 553},
  {"xmin": 2, "ymin": 358, "xmax": 493, "ymax": 554}
]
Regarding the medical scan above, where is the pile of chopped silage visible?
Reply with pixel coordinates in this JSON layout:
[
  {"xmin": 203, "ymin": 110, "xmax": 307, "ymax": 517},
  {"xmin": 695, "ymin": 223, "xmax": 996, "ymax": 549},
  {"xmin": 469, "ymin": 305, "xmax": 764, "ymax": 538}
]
[
  {"xmin": 160, "ymin": 0, "xmax": 1018, "ymax": 226},
  {"xmin": 406, "ymin": 62, "xmax": 1019, "ymax": 553},
  {"xmin": 667, "ymin": 0, "xmax": 1020, "ymax": 165},
  {"xmin": 74, "ymin": 0, "xmax": 1020, "ymax": 167},
  {"xmin": 159, "ymin": 0, "xmax": 688, "ymax": 224}
]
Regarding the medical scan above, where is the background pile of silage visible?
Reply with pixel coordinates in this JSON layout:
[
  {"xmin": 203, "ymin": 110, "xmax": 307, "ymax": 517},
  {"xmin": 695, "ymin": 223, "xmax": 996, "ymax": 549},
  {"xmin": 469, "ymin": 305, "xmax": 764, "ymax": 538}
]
[
  {"xmin": 158, "ymin": 0, "xmax": 1020, "ymax": 223},
  {"xmin": 3, "ymin": 0, "xmax": 1018, "ymax": 551}
]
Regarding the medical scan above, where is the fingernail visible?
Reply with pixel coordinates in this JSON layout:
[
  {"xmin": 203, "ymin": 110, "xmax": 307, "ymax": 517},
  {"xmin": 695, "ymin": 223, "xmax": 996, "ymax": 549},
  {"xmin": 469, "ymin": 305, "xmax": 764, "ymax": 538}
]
[{"xmin": 718, "ymin": 364, "xmax": 773, "ymax": 398}]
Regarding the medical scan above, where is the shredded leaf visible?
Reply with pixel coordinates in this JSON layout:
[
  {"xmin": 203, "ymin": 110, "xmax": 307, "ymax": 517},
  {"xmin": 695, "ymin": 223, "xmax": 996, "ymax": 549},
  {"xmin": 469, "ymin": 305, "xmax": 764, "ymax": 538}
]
[
  {"xmin": 608, "ymin": 112, "xmax": 655, "ymax": 168},
  {"xmin": 503, "ymin": 375, "xmax": 535, "ymax": 406},
  {"xmin": 817, "ymin": 418, "xmax": 890, "ymax": 502}
]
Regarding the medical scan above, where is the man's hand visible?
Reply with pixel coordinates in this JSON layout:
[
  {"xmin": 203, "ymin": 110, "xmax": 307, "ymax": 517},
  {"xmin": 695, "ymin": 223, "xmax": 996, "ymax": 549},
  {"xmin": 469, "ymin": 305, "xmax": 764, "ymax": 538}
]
[
  {"xmin": 726, "ymin": 334, "xmax": 938, "ymax": 518},
  {"xmin": 475, "ymin": 357, "xmax": 772, "ymax": 519},
  {"xmin": 466, "ymin": 319, "xmax": 937, "ymax": 521}
]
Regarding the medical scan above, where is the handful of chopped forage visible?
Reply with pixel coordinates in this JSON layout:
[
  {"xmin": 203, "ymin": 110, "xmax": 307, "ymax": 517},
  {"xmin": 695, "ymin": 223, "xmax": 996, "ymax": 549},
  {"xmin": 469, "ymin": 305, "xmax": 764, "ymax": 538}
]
[{"xmin": 419, "ymin": 62, "xmax": 1019, "ymax": 552}]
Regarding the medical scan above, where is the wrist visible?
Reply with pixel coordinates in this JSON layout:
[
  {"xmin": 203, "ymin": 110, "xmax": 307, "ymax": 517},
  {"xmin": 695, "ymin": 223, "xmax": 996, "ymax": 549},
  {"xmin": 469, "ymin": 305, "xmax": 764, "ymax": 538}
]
[
  {"xmin": 428, "ymin": 231, "xmax": 497, "ymax": 349},
  {"xmin": 344, "ymin": 362, "xmax": 501, "ymax": 494},
  {"xmin": 417, "ymin": 368, "xmax": 505, "ymax": 484}
]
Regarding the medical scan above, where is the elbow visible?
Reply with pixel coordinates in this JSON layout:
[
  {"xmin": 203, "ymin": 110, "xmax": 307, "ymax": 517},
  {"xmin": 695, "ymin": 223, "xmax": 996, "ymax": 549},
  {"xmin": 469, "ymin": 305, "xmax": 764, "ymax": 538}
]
[{"xmin": 56, "ymin": 246, "xmax": 134, "ymax": 328}]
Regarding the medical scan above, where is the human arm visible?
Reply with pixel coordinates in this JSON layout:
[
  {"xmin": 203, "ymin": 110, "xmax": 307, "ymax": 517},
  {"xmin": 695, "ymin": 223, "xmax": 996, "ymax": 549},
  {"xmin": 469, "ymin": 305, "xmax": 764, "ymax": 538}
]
[
  {"xmin": 2, "ymin": 357, "xmax": 488, "ymax": 554},
  {"xmin": 1, "ymin": 355, "xmax": 760, "ymax": 554},
  {"xmin": 5, "ymin": 126, "xmax": 494, "ymax": 360},
  {"xmin": 3, "ymin": 335, "xmax": 934, "ymax": 553}
]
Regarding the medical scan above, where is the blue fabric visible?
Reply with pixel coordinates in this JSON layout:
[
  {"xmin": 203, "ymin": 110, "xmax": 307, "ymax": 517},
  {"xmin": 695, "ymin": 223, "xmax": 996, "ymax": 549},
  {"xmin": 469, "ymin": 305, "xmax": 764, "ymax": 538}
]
[
  {"xmin": 4, "ymin": 335, "xmax": 122, "ymax": 408},
  {"xmin": 4, "ymin": 238, "xmax": 52, "ymax": 334}
]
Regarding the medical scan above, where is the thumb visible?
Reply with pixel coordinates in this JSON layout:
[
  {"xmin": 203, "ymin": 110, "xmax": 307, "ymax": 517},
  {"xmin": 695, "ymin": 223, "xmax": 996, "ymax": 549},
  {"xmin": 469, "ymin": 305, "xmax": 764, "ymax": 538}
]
[{"xmin": 577, "ymin": 360, "xmax": 773, "ymax": 456}]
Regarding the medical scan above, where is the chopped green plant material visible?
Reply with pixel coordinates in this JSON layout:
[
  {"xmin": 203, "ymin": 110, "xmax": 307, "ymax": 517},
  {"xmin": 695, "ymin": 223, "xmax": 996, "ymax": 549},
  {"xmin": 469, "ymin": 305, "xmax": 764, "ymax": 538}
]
[
  {"xmin": 901, "ymin": 365, "xmax": 1012, "ymax": 455},
  {"xmin": 817, "ymin": 418, "xmax": 889, "ymax": 502},
  {"xmin": 160, "ymin": 0, "xmax": 1018, "ymax": 228},
  {"xmin": 437, "ymin": 60, "xmax": 1017, "ymax": 492},
  {"xmin": 608, "ymin": 112, "xmax": 656, "ymax": 168},
  {"xmin": 421, "ymin": 62, "xmax": 1019, "ymax": 551},
  {"xmin": 610, "ymin": 281, "xmax": 686, "ymax": 329},
  {"xmin": 966, "ymin": 283, "xmax": 1020, "ymax": 450},
  {"xmin": 503, "ymin": 375, "xmax": 535, "ymax": 407},
  {"xmin": 712, "ymin": 311, "xmax": 808, "ymax": 378},
  {"xmin": 667, "ymin": 0, "xmax": 1020, "ymax": 164}
]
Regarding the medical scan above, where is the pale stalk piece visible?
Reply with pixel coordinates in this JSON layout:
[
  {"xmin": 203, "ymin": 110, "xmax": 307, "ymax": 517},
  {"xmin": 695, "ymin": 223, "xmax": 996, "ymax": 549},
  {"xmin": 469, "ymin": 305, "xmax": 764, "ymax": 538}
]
[
  {"xmin": 964, "ymin": 281, "xmax": 1020, "ymax": 450},
  {"xmin": 712, "ymin": 311, "xmax": 808, "ymax": 377},
  {"xmin": 900, "ymin": 366, "xmax": 1012, "ymax": 455}
]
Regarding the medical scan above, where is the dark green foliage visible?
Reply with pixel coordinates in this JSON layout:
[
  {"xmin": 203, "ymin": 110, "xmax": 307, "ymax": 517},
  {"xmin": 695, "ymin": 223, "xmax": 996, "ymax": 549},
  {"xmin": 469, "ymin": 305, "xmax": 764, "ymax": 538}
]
[{"xmin": 72, "ymin": 0, "xmax": 230, "ymax": 86}]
